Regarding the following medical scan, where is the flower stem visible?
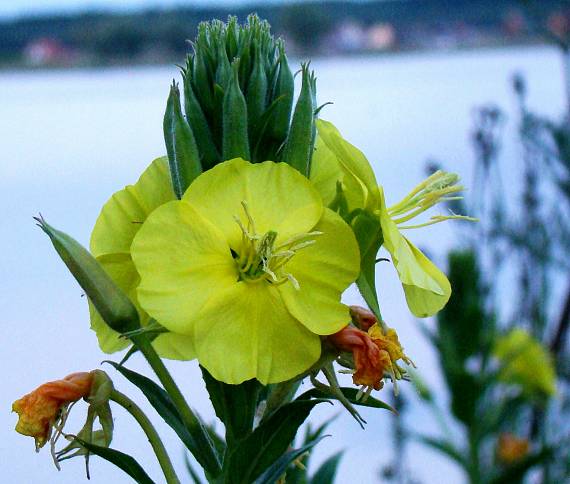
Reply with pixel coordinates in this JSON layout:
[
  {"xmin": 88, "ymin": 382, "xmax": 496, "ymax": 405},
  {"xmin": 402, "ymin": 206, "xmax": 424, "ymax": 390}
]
[
  {"xmin": 110, "ymin": 389, "xmax": 181, "ymax": 484},
  {"xmin": 133, "ymin": 336, "xmax": 221, "ymax": 477}
]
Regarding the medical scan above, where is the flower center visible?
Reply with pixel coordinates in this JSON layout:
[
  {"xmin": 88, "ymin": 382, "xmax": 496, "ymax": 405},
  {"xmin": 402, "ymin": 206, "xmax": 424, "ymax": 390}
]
[{"xmin": 233, "ymin": 201, "xmax": 321, "ymax": 289}]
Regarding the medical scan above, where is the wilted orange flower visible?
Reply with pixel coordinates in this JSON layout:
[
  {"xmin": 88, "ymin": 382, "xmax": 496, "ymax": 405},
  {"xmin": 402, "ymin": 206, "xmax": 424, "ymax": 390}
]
[
  {"xmin": 329, "ymin": 317, "xmax": 413, "ymax": 395},
  {"xmin": 12, "ymin": 372, "xmax": 94, "ymax": 450},
  {"xmin": 329, "ymin": 326, "xmax": 389, "ymax": 391},
  {"xmin": 497, "ymin": 433, "xmax": 530, "ymax": 465}
]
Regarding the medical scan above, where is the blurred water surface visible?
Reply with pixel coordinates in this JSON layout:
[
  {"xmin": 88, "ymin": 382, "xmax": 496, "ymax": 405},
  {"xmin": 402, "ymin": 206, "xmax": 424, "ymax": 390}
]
[{"xmin": 0, "ymin": 45, "xmax": 564, "ymax": 483}]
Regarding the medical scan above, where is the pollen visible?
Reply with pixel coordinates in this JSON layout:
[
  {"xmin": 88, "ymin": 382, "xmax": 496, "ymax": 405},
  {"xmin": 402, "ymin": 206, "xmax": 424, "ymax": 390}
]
[{"xmin": 233, "ymin": 201, "xmax": 321, "ymax": 289}]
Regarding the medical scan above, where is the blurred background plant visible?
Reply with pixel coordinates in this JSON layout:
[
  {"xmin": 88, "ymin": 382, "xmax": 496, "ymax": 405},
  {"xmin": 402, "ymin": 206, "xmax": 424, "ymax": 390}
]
[{"xmin": 378, "ymin": 3, "xmax": 570, "ymax": 482}]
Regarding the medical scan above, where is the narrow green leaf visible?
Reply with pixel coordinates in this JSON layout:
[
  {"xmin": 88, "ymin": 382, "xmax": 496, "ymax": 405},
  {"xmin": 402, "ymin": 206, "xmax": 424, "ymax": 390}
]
[
  {"xmin": 226, "ymin": 399, "xmax": 330, "ymax": 484},
  {"xmin": 105, "ymin": 361, "xmax": 221, "ymax": 473},
  {"xmin": 351, "ymin": 211, "xmax": 383, "ymax": 320},
  {"xmin": 201, "ymin": 366, "xmax": 262, "ymax": 445},
  {"xmin": 223, "ymin": 61, "xmax": 250, "ymax": 161},
  {"xmin": 34, "ymin": 216, "xmax": 139, "ymax": 333},
  {"xmin": 163, "ymin": 82, "xmax": 202, "ymax": 199},
  {"xmin": 414, "ymin": 435, "xmax": 467, "ymax": 468},
  {"xmin": 74, "ymin": 438, "xmax": 155, "ymax": 484},
  {"xmin": 253, "ymin": 436, "xmax": 327, "ymax": 484},
  {"xmin": 183, "ymin": 453, "xmax": 206, "ymax": 484},
  {"xmin": 282, "ymin": 64, "xmax": 314, "ymax": 176},
  {"xmin": 298, "ymin": 387, "xmax": 396, "ymax": 413},
  {"xmin": 309, "ymin": 451, "xmax": 344, "ymax": 484}
]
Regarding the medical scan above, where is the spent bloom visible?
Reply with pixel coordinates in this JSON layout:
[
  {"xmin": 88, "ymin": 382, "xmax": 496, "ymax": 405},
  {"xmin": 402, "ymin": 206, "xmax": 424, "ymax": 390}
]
[
  {"xmin": 330, "ymin": 307, "xmax": 413, "ymax": 397},
  {"xmin": 131, "ymin": 158, "xmax": 360, "ymax": 384},
  {"xmin": 311, "ymin": 119, "xmax": 475, "ymax": 317},
  {"xmin": 12, "ymin": 372, "xmax": 94, "ymax": 450}
]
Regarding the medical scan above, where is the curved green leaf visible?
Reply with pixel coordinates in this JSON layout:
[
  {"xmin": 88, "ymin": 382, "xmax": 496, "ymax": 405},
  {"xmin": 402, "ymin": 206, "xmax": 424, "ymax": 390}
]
[
  {"xmin": 75, "ymin": 438, "xmax": 155, "ymax": 484},
  {"xmin": 226, "ymin": 399, "xmax": 330, "ymax": 484},
  {"xmin": 298, "ymin": 387, "xmax": 396, "ymax": 413}
]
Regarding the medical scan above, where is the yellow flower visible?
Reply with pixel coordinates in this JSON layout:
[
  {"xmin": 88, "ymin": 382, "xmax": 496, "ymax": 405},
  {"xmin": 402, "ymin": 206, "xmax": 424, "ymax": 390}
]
[
  {"xmin": 311, "ymin": 119, "xmax": 474, "ymax": 317},
  {"xmin": 90, "ymin": 157, "xmax": 195, "ymax": 359},
  {"xmin": 12, "ymin": 372, "xmax": 94, "ymax": 450},
  {"xmin": 494, "ymin": 329, "xmax": 556, "ymax": 397},
  {"xmin": 131, "ymin": 158, "xmax": 360, "ymax": 384}
]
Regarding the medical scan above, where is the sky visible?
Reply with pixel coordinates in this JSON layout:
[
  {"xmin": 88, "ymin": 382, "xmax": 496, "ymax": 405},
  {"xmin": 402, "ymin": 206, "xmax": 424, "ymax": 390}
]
[{"xmin": 0, "ymin": 0, "xmax": 295, "ymax": 19}]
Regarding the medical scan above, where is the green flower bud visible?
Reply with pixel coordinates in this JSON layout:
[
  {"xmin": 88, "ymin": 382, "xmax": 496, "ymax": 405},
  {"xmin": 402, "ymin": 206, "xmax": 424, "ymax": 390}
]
[
  {"xmin": 168, "ymin": 14, "xmax": 317, "ymax": 167},
  {"xmin": 163, "ymin": 82, "xmax": 202, "ymax": 199},
  {"xmin": 283, "ymin": 63, "xmax": 316, "ymax": 177}
]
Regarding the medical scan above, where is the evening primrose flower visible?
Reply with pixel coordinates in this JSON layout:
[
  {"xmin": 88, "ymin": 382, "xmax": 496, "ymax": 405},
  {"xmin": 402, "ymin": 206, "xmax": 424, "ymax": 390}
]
[
  {"xmin": 90, "ymin": 157, "xmax": 196, "ymax": 359},
  {"xmin": 131, "ymin": 158, "xmax": 360, "ymax": 384},
  {"xmin": 494, "ymin": 329, "xmax": 556, "ymax": 397},
  {"xmin": 12, "ymin": 372, "xmax": 94, "ymax": 450},
  {"xmin": 312, "ymin": 119, "xmax": 475, "ymax": 317}
]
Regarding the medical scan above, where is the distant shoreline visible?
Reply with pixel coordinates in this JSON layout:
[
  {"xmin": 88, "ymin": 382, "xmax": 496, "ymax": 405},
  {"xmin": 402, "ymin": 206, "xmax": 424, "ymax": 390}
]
[{"xmin": 0, "ymin": 39, "xmax": 555, "ymax": 75}]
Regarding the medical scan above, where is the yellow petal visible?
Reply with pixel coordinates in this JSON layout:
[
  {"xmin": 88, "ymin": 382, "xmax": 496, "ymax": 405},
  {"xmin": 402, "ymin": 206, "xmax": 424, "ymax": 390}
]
[
  {"xmin": 90, "ymin": 157, "xmax": 174, "ymax": 256},
  {"xmin": 313, "ymin": 119, "xmax": 380, "ymax": 212},
  {"xmin": 494, "ymin": 329, "xmax": 556, "ymax": 396},
  {"xmin": 378, "ymin": 187, "xmax": 451, "ymax": 317},
  {"xmin": 183, "ymin": 158, "xmax": 323, "ymax": 251},
  {"xmin": 279, "ymin": 209, "xmax": 360, "ymax": 334},
  {"xmin": 89, "ymin": 253, "xmax": 137, "ymax": 353},
  {"xmin": 131, "ymin": 200, "xmax": 237, "ymax": 335},
  {"xmin": 192, "ymin": 282, "xmax": 321, "ymax": 384},
  {"xmin": 89, "ymin": 253, "xmax": 196, "ymax": 359},
  {"xmin": 310, "ymin": 135, "xmax": 343, "ymax": 207},
  {"xmin": 152, "ymin": 333, "xmax": 196, "ymax": 360}
]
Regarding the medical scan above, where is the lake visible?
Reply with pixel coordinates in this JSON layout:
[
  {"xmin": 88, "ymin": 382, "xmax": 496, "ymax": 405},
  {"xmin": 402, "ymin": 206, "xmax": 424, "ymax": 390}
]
[{"xmin": 0, "ymin": 45, "xmax": 564, "ymax": 483}]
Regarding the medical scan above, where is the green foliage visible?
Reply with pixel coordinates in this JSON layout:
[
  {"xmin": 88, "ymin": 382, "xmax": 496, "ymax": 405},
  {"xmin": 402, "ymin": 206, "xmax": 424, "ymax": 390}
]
[
  {"xmin": 224, "ymin": 399, "xmax": 329, "ymax": 483},
  {"xmin": 106, "ymin": 361, "xmax": 223, "ymax": 474},
  {"xmin": 201, "ymin": 366, "xmax": 262, "ymax": 445},
  {"xmin": 74, "ymin": 438, "xmax": 156, "ymax": 484}
]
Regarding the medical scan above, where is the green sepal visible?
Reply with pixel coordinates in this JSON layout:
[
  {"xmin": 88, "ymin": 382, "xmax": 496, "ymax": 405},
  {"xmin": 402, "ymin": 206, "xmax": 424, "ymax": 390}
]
[
  {"xmin": 350, "ymin": 210, "xmax": 383, "ymax": 320},
  {"xmin": 225, "ymin": 399, "xmax": 330, "ymax": 484},
  {"xmin": 73, "ymin": 438, "xmax": 156, "ymax": 484},
  {"xmin": 192, "ymin": 49, "xmax": 214, "ymax": 113},
  {"xmin": 200, "ymin": 366, "xmax": 262, "ymax": 445},
  {"xmin": 35, "ymin": 216, "xmax": 140, "ymax": 334},
  {"xmin": 223, "ymin": 61, "xmax": 251, "ymax": 161},
  {"xmin": 163, "ymin": 82, "xmax": 202, "ymax": 199},
  {"xmin": 105, "ymin": 361, "xmax": 222, "ymax": 475},
  {"xmin": 183, "ymin": 74, "xmax": 220, "ymax": 170},
  {"xmin": 282, "ymin": 64, "xmax": 315, "ymax": 176},
  {"xmin": 253, "ymin": 436, "xmax": 328, "ymax": 484}
]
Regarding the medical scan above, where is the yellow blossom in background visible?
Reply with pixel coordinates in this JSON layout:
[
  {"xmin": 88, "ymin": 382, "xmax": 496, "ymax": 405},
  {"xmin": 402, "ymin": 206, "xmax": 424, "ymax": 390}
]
[
  {"xmin": 494, "ymin": 328, "xmax": 556, "ymax": 397},
  {"xmin": 131, "ymin": 158, "xmax": 360, "ymax": 384},
  {"xmin": 311, "ymin": 119, "xmax": 474, "ymax": 317},
  {"xmin": 89, "ymin": 157, "xmax": 196, "ymax": 359},
  {"xmin": 496, "ymin": 433, "xmax": 530, "ymax": 465},
  {"xmin": 12, "ymin": 372, "xmax": 94, "ymax": 450}
]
